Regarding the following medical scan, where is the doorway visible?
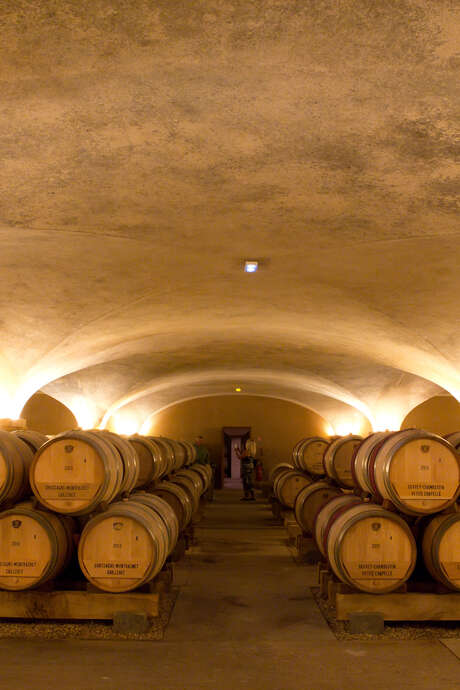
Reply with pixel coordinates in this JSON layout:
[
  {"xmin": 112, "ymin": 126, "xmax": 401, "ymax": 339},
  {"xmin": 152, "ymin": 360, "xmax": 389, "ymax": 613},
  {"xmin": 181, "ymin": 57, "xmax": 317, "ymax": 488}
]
[{"xmin": 221, "ymin": 426, "xmax": 251, "ymax": 489}]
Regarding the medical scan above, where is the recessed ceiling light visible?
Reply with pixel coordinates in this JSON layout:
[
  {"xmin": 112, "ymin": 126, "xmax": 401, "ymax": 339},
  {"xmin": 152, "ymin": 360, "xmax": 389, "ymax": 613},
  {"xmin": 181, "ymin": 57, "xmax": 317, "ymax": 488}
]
[{"xmin": 244, "ymin": 260, "xmax": 258, "ymax": 273}]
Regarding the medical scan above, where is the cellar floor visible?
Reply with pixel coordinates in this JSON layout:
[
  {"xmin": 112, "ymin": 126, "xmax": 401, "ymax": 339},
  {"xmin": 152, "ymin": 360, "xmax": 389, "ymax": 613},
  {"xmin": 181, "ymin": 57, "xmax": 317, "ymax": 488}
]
[{"xmin": 0, "ymin": 489, "xmax": 459, "ymax": 689}]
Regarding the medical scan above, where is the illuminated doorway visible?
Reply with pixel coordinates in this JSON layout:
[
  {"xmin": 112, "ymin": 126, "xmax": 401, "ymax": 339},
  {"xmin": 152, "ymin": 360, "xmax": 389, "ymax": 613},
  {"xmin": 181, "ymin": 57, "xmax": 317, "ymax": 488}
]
[{"xmin": 221, "ymin": 426, "xmax": 251, "ymax": 489}]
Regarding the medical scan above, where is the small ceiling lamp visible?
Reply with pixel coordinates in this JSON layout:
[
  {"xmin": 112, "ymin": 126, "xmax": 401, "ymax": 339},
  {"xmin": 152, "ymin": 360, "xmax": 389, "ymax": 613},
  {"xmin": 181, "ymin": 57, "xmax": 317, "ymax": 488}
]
[{"xmin": 244, "ymin": 260, "xmax": 258, "ymax": 273}]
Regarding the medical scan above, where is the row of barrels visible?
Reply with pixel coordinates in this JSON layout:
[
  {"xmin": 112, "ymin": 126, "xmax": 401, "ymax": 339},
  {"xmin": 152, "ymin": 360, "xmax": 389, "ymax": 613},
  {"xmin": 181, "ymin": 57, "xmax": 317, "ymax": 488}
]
[
  {"xmin": 275, "ymin": 428, "xmax": 460, "ymax": 516},
  {"xmin": 270, "ymin": 462, "xmax": 460, "ymax": 594},
  {"xmin": 0, "ymin": 428, "xmax": 201, "ymax": 515},
  {"xmin": 295, "ymin": 483, "xmax": 460, "ymax": 594},
  {"xmin": 0, "ymin": 463, "xmax": 212, "ymax": 593}
]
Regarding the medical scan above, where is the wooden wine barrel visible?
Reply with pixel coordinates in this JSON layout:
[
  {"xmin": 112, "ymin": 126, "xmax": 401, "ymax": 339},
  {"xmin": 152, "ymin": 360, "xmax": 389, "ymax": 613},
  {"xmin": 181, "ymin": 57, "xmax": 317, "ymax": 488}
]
[
  {"xmin": 0, "ymin": 501, "xmax": 74, "ymax": 590},
  {"xmin": 273, "ymin": 470, "xmax": 312, "ymax": 509},
  {"xmin": 12, "ymin": 429, "xmax": 49, "ymax": 454},
  {"xmin": 269, "ymin": 463, "xmax": 294, "ymax": 485},
  {"xmin": 369, "ymin": 429, "xmax": 460, "ymax": 515},
  {"xmin": 0, "ymin": 431, "xmax": 35, "ymax": 506},
  {"xmin": 193, "ymin": 462, "xmax": 212, "ymax": 488},
  {"xmin": 169, "ymin": 472, "xmax": 200, "ymax": 512},
  {"xmin": 180, "ymin": 441, "xmax": 197, "ymax": 466},
  {"xmin": 313, "ymin": 494, "xmax": 362, "ymax": 557},
  {"xmin": 186, "ymin": 465, "xmax": 209, "ymax": 494},
  {"xmin": 352, "ymin": 432, "xmax": 393, "ymax": 493},
  {"xmin": 90, "ymin": 430, "xmax": 139, "ymax": 494},
  {"xmin": 147, "ymin": 437, "xmax": 176, "ymax": 475},
  {"xmin": 292, "ymin": 437, "xmax": 329, "ymax": 477},
  {"xmin": 323, "ymin": 435, "xmax": 363, "ymax": 488},
  {"xmin": 78, "ymin": 499, "xmax": 172, "ymax": 592},
  {"xmin": 326, "ymin": 502, "xmax": 417, "ymax": 593},
  {"xmin": 130, "ymin": 492, "xmax": 179, "ymax": 553},
  {"xmin": 294, "ymin": 481, "xmax": 342, "ymax": 535},
  {"xmin": 128, "ymin": 436, "xmax": 165, "ymax": 487},
  {"xmin": 422, "ymin": 512, "xmax": 460, "ymax": 591},
  {"xmin": 151, "ymin": 481, "xmax": 194, "ymax": 530},
  {"xmin": 168, "ymin": 438, "xmax": 189, "ymax": 471},
  {"xmin": 445, "ymin": 432, "xmax": 460, "ymax": 451},
  {"xmin": 30, "ymin": 430, "xmax": 124, "ymax": 516}
]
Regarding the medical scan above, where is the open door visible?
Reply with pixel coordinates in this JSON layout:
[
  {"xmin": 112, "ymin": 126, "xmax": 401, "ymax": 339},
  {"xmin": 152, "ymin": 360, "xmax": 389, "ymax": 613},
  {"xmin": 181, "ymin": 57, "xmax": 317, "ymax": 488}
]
[{"xmin": 221, "ymin": 426, "xmax": 251, "ymax": 489}]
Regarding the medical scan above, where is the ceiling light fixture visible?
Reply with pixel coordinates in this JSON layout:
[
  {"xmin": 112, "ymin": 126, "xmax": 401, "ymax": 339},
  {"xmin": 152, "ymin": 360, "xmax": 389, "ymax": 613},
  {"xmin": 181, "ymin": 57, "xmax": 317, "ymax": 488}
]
[{"xmin": 244, "ymin": 260, "xmax": 258, "ymax": 273}]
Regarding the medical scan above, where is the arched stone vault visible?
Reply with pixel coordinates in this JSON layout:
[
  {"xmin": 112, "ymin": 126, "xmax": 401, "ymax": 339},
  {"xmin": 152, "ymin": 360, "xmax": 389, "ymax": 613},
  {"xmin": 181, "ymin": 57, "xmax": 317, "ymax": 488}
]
[{"xmin": 1, "ymin": 1, "xmax": 459, "ymax": 429}]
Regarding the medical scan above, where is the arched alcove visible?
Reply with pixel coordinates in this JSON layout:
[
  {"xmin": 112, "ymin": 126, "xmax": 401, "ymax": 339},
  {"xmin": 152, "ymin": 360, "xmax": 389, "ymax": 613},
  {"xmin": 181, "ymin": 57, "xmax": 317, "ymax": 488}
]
[
  {"xmin": 21, "ymin": 392, "xmax": 78, "ymax": 435},
  {"xmin": 401, "ymin": 395, "xmax": 460, "ymax": 436}
]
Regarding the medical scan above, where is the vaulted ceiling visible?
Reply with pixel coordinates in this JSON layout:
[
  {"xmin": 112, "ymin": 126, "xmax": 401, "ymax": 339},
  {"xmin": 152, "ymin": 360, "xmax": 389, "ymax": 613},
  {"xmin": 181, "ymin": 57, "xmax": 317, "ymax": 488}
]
[{"xmin": 1, "ymin": 1, "xmax": 459, "ymax": 433}]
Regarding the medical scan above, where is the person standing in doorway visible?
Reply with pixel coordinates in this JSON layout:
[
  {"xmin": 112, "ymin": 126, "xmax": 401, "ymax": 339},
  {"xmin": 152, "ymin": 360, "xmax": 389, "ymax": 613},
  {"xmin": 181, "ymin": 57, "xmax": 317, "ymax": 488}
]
[
  {"xmin": 237, "ymin": 447, "xmax": 256, "ymax": 501},
  {"xmin": 194, "ymin": 436, "xmax": 214, "ymax": 501}
]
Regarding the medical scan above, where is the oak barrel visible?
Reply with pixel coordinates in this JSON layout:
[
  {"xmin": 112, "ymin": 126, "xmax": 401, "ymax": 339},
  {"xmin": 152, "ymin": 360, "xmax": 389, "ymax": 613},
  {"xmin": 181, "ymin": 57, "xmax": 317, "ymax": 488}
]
[
  {"xmin": 0, "ymin": 431, "xmax": 35, "ymax": 506},
  {"xmin": 186, "ymin": 465, "xmax": 210, "ymax": 494},
  {"xmin": 128, "ymin": 436, "xmax": 165, "ymax": 486},
  {"xmin": 313, "ymin": 494, "xmax": 362, "ymax": 557},
  {"xmin": 445, "ymin": 432, "xmax": 460, "ymax": 451},
  {"xmin": 159, "ymin": 437, "xmax": 187, "ymax": 471},
  {"xmin": 169, "ymin": 472, "xmax": 201, "ymax": 512},
  {"xmin": 422, "ymin": 512, "xmax": 460, "ymax": 591},
  {"xmin": 326, "ymin": 502, "xmax": 417, "ymax": 593},
  {"xmin": 294, "ymin": 481, "xmax": 342, "ymax": 535},
  {"xmin": 269, "ymin": 463, "xmax": 294, "ymax": 485},
  {"xmin": 352, "ymin": 432, "xmax": 393, "ymax": 493},
  {"xmin": 273, "ymin": 470, "xmax": 312, "ymax": 508},
  {"xmin": 369, "ymin": 429, "xmax": 460, "ymax": 515},
  {"xmin": 78, "ymin": 497, "xmax": 176, "ymax": 592},
  {"xmin": 30, "ymin": 430, "xmax": 124, "ymax": 515},
  {"xmin": 12, "ymin": 429, "xmax": 49, "ymax": 454},
  {"xmin": 323, "ymin": 435, "xmax": 363, "ymax": 488},
  {"xmin": 0, "ymin": 501, "xmax": 74, "ymax": 590},
  {"xmin": 90, "ymin": 429, "xmax": 139, "ymax": 494},
  {"xmin": 130, "ymin": 492, "xmax": 179, "ymax": 553},
  {"xmin": 292, "ymin": 437, "xmax": 329, "ymax": 477},
  {"xmin": 147, "ymin": 437, "xmax": 176, "ymax": 475},
  {"xmin": 181, "ymin": 441, "xmax": 197, "ymax": 465},
  {"xmin": 151, "ymin": 481, "xmax": 194, "ymax": 530}
]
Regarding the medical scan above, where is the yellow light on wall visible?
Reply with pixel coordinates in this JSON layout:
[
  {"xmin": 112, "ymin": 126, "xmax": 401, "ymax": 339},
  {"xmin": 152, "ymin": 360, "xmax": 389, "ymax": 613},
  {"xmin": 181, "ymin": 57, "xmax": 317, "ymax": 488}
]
[
  {"xmin": 235, "ymin": 387, "xmax": 242, "ymax": 392},
  {"xmin": 0, "ymin": 391, "xmax": 14, "ymax": 419},
  {"xmin": 140, "ymin": 415, "xmax": 156, "ymax": 435},
  {"xmin": 334, "ymin": 416, "xmax": 367, "ymax": 436},
  {"xmin": 373, "ymin": 408, "xmax": 403, "ymax": 432},
  {"xmin": 111, "ymin": 411, "xmax": 140, "ymax": 436},
  {"xmin": 69, "ymin": 396, "xmax": 99, "ymax": 430}
]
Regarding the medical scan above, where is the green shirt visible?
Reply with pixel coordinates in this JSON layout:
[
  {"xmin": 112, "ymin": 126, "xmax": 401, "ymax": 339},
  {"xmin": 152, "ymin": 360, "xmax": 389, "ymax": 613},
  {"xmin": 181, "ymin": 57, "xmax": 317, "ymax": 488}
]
[{"xmin": 195, "ymin": 444, "xmax": 210, "ymax": 465}]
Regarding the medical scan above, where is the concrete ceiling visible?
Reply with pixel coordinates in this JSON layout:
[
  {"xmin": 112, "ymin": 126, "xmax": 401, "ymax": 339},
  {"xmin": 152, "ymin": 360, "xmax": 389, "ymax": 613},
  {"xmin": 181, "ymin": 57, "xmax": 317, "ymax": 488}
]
[{"xmin": 1, "ymin": 1, "xmax": 459, "ymax": 433}]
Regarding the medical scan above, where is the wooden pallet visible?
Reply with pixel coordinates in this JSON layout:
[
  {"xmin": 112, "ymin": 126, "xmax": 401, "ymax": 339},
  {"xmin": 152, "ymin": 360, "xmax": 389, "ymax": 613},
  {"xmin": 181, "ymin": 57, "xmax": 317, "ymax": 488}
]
[
  {"xmin": 318, "ymin": 566, "xmax": 460, "ymax": 622},
  {"xmin": 0, "ymin": 563, "xmax": 174, "ymax": 623},
  {"xmin": 0, "ymin": 589, "xmax": 160, "ymax": 621}
]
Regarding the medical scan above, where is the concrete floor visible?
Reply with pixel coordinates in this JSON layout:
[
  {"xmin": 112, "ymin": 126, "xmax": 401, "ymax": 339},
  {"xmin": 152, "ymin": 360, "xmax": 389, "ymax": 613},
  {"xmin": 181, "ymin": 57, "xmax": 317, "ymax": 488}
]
[{"xmin": 0, "ymin": 490, "xmax": 459, "ymax": 689}]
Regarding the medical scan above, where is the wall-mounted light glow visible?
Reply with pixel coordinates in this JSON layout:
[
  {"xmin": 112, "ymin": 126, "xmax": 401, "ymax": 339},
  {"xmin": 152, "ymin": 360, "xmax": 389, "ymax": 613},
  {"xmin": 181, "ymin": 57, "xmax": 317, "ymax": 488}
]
[
  {"xmin": 373, "ymin": 408, "xmax": 403, "ymax": 432},
  {"xmin": 334, "ymin": 414, "xmax": 368, "ymax": 436},
  {"xmin": 244, "ymin": 261, "xmax": 258, "ymax": 273},
  {"xmin": 140, "ymin": 415, "xmax": 156, "ymax": 435},
  {"xmin": 0, "ymin": 391, "xmax": 15, "ymax": 419},
  {"xmin": 235, "ymin": 387, "xmax": 242, "ymax": 392},
  {"xmin": 111, "ymin": 411, "xmax": 140, "ymax": 436},
  {"xmin": 69, "ymin": 396, "xmax": 99, "ymax": 430}
]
